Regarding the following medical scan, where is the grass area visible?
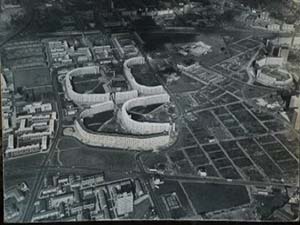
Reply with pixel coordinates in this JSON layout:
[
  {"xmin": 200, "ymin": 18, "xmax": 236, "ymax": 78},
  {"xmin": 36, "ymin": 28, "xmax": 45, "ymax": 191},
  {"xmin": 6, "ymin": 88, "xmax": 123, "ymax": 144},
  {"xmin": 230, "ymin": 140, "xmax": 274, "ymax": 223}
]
[
  {"xmin": 83, "ymin": 110, "xmax": 114, "ymax": 132},
  {"xmin": 92, "ymin": 83, "xmax": 106, "ymax": 93},
  {"xmin": 131, "ymin": 64, "xmax": 160, "ymax": 87},
  {"xmin": 4, "ymin": 169, "xmax": 40, "ymax": 191},
  {"xmin": 13, "ymin": 66, "xmax": 50, "ymax": 88},
  {"xmin": 255, "ymin": 190, "xmax": 289, "ymax": 220},
  {"xmin": 182, "ymin": 182, "xmax": 250, "ymax": 214},
  {"xmin": 132, "ymin": 197, "xmax": 152, "ymax": 219},
  {"xmin": 72, "ymin": 80, "xmax": 98, "ymax": 93},
  {"xmin": 59, "ymin": 138, "xmax": 139, "ymax": 173},
  {"xmin": 141, "ymin": 153, "xmax": 168, "ymax": 169},
  {"xmin": 4, "ymin": 154, "xmax": 46, "ymax": 190},
  {"xmin": 58, "ymin": 137, "xmax": 82, "ymax": 150},
  {"xmin": 155, "ymin": 180, "xmax": 195, "ymax": 219},
  {"xmin": 167, "ymin": 75, "xmax": 205, "ymax": 93}
]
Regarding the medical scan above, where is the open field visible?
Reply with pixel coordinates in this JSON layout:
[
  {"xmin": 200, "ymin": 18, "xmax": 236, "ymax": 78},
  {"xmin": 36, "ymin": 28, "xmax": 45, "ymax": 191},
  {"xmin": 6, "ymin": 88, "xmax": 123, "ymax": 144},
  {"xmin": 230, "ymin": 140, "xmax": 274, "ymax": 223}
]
[
  {"xmin": 58, "ymin": 137, "xmax": 139, "ymax": 174},
  {"xmin": 155, "ymin": 180, "xmax": 195, "ymax": 219},
  {"xmin": 182, "ymin": 182, "xmax": 250, "ymax": 214}
]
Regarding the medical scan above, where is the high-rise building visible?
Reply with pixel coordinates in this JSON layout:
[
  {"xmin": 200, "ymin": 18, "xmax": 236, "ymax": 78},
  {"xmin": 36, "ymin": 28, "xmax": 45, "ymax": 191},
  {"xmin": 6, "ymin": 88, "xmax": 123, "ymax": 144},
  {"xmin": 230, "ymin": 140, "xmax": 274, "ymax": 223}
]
[
  {"xmin": 279, "ymin": 46, "xmax": 290, "ymax": 63},
  {"xmin": 289, "ymin": 95, "xmax": 300, "ymax": 131},
  {"xmin": 292, "ymin": 107, "xmax": 300, "ymax": 131}
]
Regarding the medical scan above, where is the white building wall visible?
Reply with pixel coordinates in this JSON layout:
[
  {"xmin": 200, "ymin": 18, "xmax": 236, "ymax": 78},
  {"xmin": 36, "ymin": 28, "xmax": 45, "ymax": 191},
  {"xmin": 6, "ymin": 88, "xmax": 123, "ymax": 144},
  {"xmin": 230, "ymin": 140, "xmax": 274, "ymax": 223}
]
[
  {"xmin": 65, "ymin": 66, "xmax": 110, "ymax": 105},
  {"xmin": 1, "ymin": 73, "xmax": 7, "ymax": 90},
  {"xmin": 123, "ymin": 57, "xmax": 166, "ymax": 96},
  {"xmin": 255, "ymin": 57, "xmax": 293, "ymax": 88},
  {"xmin": 120, "ymin": 94, "xmax": 171, "ymax": 135},
  {"xmin": 289, "ymin": 96, "xmax": 300, "ymax": 108},
  {"xmin": 115, "ymin": 90, "xmax": 138, "ymax": 104},
  {"xmin": 272, "ymin": 37, "xmax": 300, "ymax": 49},
  {"xmin": 74, "ymin": 120, "xmax": 170, "ymax": 151},
  {"xmin": 80, "ymin": 101, "xmax": 114, "ymax": 118}
]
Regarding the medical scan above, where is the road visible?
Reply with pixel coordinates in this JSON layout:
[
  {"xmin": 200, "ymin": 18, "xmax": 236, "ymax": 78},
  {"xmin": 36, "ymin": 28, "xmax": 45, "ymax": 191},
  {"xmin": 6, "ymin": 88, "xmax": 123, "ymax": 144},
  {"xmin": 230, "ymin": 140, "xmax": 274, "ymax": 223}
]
[
  {"xmin": 162, "ymin": 174, "xmax": 298, "ymax": 189},
  {"xmin": 136, "ymin": 152, "xmax": 298, "ymax": 188},
  {"xmin": 135, "ymin": 150, "xmax": 298, "ymax": 219},
  {"xmin": 135, "ymin": 152, "xmax": 170, "ymax": 219},
  {"xmin": 16, "ymin": 24, "xmax": 299, "ymax": 221},
  {"xmin": 134, "ymin": 30, "xmax": 300, "ymax": 218},
  {"xmin": 22, "ymin": 69, "xmax": 64, "ymax": 222}
]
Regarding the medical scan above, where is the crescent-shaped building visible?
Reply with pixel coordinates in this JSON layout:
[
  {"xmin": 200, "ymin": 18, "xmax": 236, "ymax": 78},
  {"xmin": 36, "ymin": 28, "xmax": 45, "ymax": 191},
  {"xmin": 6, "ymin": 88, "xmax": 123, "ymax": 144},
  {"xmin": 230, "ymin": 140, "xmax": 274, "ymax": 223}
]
[
  {"xmin": 64, "ymin": 66, "xmax": 110, "ymax": 106},
  {"xmin": 64, "ymin": 56, "xmax": 166, "ymax": 106},
  {"xmin": 64, "ymin": 56, "xmax": 176, "ymax": 150},
  {"xmin": 73, "ymin": 101, "xmax": 172, "ymax": 151},
  {"xmin": 248, "ymin": 57, "xmax": 293, "ymax": 88},
  {"xmin": 123, "ymin": 56, "xmax": 166, "ymax": 96},
  {"xmin": 120, "ymin": 94, "xmax": 172, "ymax": 135}
]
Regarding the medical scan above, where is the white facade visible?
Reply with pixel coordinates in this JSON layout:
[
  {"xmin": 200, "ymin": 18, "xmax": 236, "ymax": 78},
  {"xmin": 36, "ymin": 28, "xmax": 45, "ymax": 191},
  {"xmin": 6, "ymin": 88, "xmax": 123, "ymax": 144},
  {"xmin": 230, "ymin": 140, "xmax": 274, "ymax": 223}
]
[
  {"xmin": 65, "ymin": 57, "xmax": 167, "ymax": 105},
  {"xmin": 281, "ymin": 23, "xmax": 295, "ymax": 32},
  {"xmin": 74, "ymin": 120, "xmax": 171, "ymax": 151},
  {"xmin": 1, "ymin": 73, "xmax": 7, "ymax": 90},
  {"xmin": 120, "ymin": 94, "xmax": 171, "ymax": 135},
  {"xmin": 256, "ymin": 57, "xmax": 284, "ymax": 67},
  {"xmin": 114, "ymin": 90, "xmax": 138, "ymax": 104},
  {"xmin": 123, "ymin": 56, "xmax": 166, "ymax": 96},
  {"xmin": 49, "ymin": 119, "xmax": 55, "ymax": 137},
  {"xmin": 32, "ymin": 114, "xmax": 51, "ymax": 123},
  {"xmin": 50, "ymin": 193, "xmax": 74, "ymax": 208},
  {"xmin": 19, "ymin": 131, "xmax": 51, "ymax": 141},
  {"xmin": 64, "ymin": 66, "xmax": 110, "ymax": 106},
  {"xmin": 289, "ymin": 96, "xmax": 300, "ymax": 108},
  {"xmin": 115, "ymin": 192, "xmax": 134, "ymax": 216},
  {"xmin": 8, "ymin": 134, "xmax": 14, "ymax": 149},
  {"xmin": 6, "ymin": 143, "xmax": 40, "ymax": 158},
  {"xmin": 80, "ymin": 101, "xmax": 115, "ymax": 118},
  {"xmin": 267, "ymin": 24, "xmax": 280, "ymax": 31},
  {"xmin": 41, "ymin": 136, "xmax": 48, "ymax": 151},
  {"xmin": 271, "ymin": 37, "xmax": 300, "ymax": 49},
  {"xmin": 252, "ymin": 57, "xmax": 293, "ymax": 88},
  {"xmin": 31, "ymin": 209, "xmax": 59, "ymax": 222}
]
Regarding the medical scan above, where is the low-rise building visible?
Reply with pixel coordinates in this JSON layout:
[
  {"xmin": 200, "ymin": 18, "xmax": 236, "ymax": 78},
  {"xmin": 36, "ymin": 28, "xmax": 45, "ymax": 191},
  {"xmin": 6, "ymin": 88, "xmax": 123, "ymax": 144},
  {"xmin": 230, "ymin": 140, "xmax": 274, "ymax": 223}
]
[
  {"xmin": 23, "ymin": 102, "xmax": 52, "ymax": 114},
  {"xmin": 5, "ymin": 143, "xmax": 40, "ymax": 158},
  {"xmin": 115, "ymin": 192, "xmax": 134, "ymax": 216},
  {"xmin": 50, "ymin": 193, "xmax": 74, "ymax": 208}
]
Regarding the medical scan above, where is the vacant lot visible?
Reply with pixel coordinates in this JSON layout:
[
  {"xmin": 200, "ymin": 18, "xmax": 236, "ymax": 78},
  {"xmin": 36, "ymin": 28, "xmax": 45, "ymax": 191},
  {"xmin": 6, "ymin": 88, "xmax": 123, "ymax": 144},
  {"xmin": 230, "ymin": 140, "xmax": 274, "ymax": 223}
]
[
  {"xmin": 59, "ymin": 138, "xmax": 139, "ymax": 173},
  {"xmin": 4, "ymin": 154, "xmax": 46, "ymax": 190},
  {"xmin": 13, "ymin": 66, "xmax": 51, "ymax": 89},
  {"xmin": 182, "ymin": 182, "xmax": 250, "ymax": 214},
  {"xmin": 156, "ymin": 180, "xmax": 195, "ymax": 219}
]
